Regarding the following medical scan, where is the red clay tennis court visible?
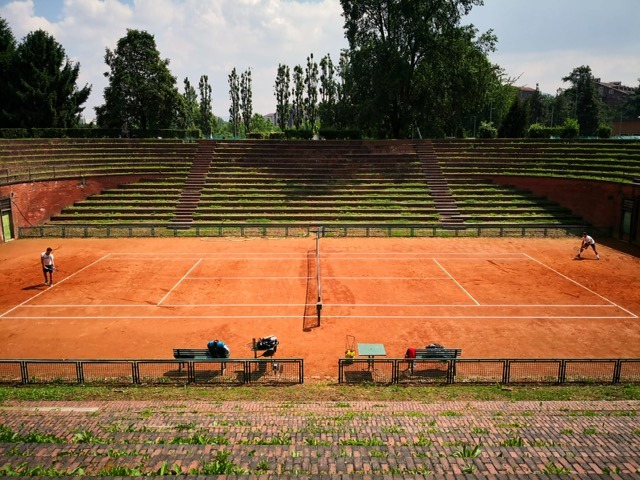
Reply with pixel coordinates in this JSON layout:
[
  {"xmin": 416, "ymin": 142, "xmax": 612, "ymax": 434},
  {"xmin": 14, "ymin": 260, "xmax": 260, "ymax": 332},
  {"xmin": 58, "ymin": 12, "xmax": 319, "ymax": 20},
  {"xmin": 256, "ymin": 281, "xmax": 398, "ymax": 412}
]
[{"xmin": 0, "ymin": 237, "xmax": 639, "ymax": 380}]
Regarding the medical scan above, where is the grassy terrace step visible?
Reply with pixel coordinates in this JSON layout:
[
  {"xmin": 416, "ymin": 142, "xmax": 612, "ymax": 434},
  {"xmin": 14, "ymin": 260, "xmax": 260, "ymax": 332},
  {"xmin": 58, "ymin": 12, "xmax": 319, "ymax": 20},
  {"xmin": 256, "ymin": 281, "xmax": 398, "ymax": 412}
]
[
  {"xmin": 433, "ymin": 139, "xmax": 640, "ymax": 184},
  {"xmin": 201, "ymin": 182, "xmax": 429, "ymax": 189},
  {"xmin": 63, "ymin": 205, "xmax": 437, "ymax": 214}
]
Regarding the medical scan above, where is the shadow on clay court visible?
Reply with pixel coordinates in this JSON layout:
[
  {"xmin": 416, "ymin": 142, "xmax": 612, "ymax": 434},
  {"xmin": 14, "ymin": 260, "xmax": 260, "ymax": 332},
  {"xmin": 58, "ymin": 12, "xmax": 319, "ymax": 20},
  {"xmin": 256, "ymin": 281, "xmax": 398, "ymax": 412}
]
[{"xmin": 22, "ymin": 284, "xmax": 48, "ymax": 291}]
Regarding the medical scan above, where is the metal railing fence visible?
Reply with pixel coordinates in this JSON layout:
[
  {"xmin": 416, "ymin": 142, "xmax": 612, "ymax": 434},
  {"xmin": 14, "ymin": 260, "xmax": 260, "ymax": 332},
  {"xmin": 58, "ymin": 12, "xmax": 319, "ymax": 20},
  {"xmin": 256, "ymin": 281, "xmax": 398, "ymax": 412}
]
[
  {"xmin": 19, "ymin": 223, "xmax": 607, "ymax": 239},
  {"xmin": 338, "ymin": 358, "xmax": 640, "ymax": 385},
  {"xmin": 0, "ymin": 358, "xmax": 303, "ymax": 386}
]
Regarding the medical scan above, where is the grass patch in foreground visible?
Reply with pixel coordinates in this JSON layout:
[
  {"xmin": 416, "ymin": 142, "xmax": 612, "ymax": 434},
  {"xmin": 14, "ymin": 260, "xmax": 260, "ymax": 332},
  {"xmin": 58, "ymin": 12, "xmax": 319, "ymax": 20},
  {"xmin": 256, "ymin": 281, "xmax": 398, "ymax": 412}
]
[{"xmin": 1, "ymin": 383, "xmax": 639, "ymax": 403}]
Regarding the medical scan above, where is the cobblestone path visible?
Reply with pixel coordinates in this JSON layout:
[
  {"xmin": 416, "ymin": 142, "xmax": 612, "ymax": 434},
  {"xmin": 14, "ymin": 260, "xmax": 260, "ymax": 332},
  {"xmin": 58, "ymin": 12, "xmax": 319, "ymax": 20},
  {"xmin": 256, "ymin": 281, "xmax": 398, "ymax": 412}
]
[{"xmin": 1, "ymin": 400, "xmax": 639, "ymax": 478}]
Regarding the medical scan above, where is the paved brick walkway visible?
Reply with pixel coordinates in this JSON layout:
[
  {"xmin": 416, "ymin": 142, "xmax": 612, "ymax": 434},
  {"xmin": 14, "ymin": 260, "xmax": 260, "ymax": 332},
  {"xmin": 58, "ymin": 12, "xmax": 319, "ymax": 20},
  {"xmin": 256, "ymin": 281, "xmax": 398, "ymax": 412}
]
[{"xmin": 1, "ymin": 400, "xmax": 639, "ymax": 478}]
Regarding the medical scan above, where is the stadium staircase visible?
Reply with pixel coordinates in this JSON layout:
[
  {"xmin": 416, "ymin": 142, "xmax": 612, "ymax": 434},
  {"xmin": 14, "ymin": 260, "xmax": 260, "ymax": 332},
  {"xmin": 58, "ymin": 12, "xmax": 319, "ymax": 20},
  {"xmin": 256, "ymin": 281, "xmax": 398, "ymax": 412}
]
[
  {"xmin": 167, "ymin": 140, "xmax": 215, "ymax": 229},
  {"xmin": 414, "ymin": 140, "xmax": 464, "ymax": 228}
]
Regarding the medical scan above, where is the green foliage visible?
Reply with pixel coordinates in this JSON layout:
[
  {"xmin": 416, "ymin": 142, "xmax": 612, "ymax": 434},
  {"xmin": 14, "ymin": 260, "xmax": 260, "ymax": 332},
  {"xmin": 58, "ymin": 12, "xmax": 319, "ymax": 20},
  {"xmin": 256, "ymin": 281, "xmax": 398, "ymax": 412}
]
[
  {"xmin": 0, "ymin": 128, "xmax": 29, "ymax": 138},
  {"xmin": 168, "ymin": 434, "xmax": 230, "ymax": 445},
  {"xmin": 541, "ymin": 461, "xmax": 572, "ymax": 475},
  {"xmin": 0, "ymin": 24, "xmax": 90, "ymax": 129},
  {"xmin": 240, "ymin": 69, "xmax": 253, "ymax": 132},
  {"xmin": 95, "ymin": 29, "xmax": 182, "ymax": 131},
  {"xmin": 500, "ymin": 436, "xmax": 526, "ymax": 447},
  {"xmin": 562, "ymin": 65, "xmax": 602, "ymax": 136},
  {"xmin": 499, "ymin": 98, "xmax": 528, "ymax": 138},
  {"xmin": 597, "ymin": 123, "xmax": 611, "ymax": 138},
  {"xmin": 0, "ymin": 424, "xmax": 64, "ymax": 443},
  {"xmin": 0, "ymin": 17, "xmax": 18, "ymax": 128},
  {"xmin": 477, "ymin": 121, "xmax": 498, "ymax": 138},
  {"xmin": 0, "ymin": 463, "xmax": 85, "ymax": 476},
  {"xmin": 292, "ymin": 64, "xmax": 305, "ymax": 129},
  {"xmin": 340, "ymin": 0, "xmax": 494, "ymax": 138},
  {"xmin": 228, "ymin": 67, "xmax": 240, "ymax": 137},
  {"xmin": 338, "ymin": 437, "xmax": 385, "ymax": 446},
  {"xmin": 72, "ymin": 430, "xmax": 107, "ymax": 444},
  {"xmin": 285, "ymin": 128, "xmax": 313, "ymax": 139},
  {"xmin": 198, "ymin": 75, "xmax": 213, "ymax": 137},
  {"xmin": 559, "ymin": 118, "xmax": 580, "ymax": 138},
  {"xmin": 451, "ymin": 444, "xmax": 482, "ymax": 458},
  {"xmin": 274, "ymin": 64, "xmax": 291, "ymax": 131},
  {"xmin": 200, "ymin": 451, "xmax": 249, "ymax": 475},
  {"xmin": 249, "ymin": 113, "xmax": 276, "ymax": 136}
]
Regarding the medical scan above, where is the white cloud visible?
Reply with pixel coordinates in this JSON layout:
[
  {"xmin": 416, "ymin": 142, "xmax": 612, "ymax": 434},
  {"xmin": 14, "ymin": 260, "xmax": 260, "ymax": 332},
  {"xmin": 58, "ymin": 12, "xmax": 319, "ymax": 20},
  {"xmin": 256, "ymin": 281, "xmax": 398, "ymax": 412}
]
[
  {"xmin": 2, "ymin": 0, "xmax": 637, "ymax": 122},
  {"xmin": 0, "ymin": 0, "xmax": 346, "ymax": 120}
]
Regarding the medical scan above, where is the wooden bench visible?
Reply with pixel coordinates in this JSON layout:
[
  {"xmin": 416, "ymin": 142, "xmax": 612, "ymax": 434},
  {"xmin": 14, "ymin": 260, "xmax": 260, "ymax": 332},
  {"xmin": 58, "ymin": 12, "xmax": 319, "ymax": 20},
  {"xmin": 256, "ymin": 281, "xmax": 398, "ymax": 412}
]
[
  {"xmin": 407, "ymin": 348, "xmax": 462, "ymax": 378},
  {"xmin": 415, "ymin": 348, "xmax": 462, "ymax": 359},
  {"xmin": 173, "ymin": 348, "xmax": 214, "ymax": 360}
]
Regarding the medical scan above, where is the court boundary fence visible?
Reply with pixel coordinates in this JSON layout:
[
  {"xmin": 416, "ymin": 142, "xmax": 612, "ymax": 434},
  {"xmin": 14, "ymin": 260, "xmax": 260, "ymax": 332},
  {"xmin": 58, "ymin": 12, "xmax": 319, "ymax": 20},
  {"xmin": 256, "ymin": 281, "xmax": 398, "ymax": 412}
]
[
  {"xmin": 1, "ymin": 358, "xmax": 639, "ymax": 386},
  {"xmin": 338, "ymin": 358, "xmax": 640, "ymax": 385},
  {"xmin": 18, "ymin": 223, "xmax": 610, "ymax": 239},
  {"xmin": 0, "ymin": 359, "xmax": 303, "ymax": 386}
]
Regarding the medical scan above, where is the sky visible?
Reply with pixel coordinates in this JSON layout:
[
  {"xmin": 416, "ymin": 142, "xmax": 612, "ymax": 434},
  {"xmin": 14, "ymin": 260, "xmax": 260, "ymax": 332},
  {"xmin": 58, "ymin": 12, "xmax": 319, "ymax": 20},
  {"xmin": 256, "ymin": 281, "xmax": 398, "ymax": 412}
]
[{"xmin": 1, "ymin": 0, "xmax": 638, "ymax": 123}]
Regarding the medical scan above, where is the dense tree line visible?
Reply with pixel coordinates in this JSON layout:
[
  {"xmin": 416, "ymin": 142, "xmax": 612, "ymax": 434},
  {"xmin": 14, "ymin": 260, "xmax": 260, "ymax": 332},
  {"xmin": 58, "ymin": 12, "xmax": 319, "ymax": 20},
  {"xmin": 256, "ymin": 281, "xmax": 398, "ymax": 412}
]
[
  {"xmin": 0, "ymin": 18, "xmax": 91, "ymax": 129},
  {"xmin": 2, "ymin": 8, "xmax": 638, "ymax": 138}
]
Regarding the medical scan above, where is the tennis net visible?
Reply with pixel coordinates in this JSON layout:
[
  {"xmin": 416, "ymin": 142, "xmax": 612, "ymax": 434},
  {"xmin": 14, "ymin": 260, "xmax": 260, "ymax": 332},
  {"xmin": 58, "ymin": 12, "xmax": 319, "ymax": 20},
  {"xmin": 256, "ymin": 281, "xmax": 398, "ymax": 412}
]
[{"xmin": 314, "ymin": 226, "xmax": 323, "ymax": 321}]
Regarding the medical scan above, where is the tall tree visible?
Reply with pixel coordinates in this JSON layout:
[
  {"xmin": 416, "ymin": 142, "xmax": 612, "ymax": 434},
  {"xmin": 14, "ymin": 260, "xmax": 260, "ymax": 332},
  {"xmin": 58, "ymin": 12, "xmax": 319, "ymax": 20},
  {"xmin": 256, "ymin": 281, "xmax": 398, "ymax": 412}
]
[
  {"xmin": 499, "ymin": 96, "xmax": 528, "ymax": 138},
  {"xmin": 12, "ymin": 29, "xmax": 91, "ymax": 128},
  {"xmin": 182, "ymin": 77, "xmax": 199, "ymax": 130},
  {"xmin": 95, "ymin": 29, "xmax": 181, "ymax": 131},
  {"xmin": 0, "ymin": 17, "xmax": 17, "ymax": 127},
  {"xmin": 340, "ymin": 0, "xmax": 487, "ymax": 138},
  {"xmin": 528, "ymin": 84, "xmax": 544, "ymax": 126},
  {"xmin": 304, "ymin": 53, "xmax": 319, "ymax": 128},
  {"xmin": 561, "ymin": 65, "xmax": 602, "ymax": 136},
  {"xmin": 622, "ymin": 79, "xmax": 640, "ymax": 119},
  {"xmin": 291, "ymin": 65, "xmax": 304, "ymax": 129},
  {"xmin": 240, "ymin": 68, "xmax": 252, "ymax": 132},
  {"xmin": 198, "ymin": 75, "xmax": 213, "ymax": 137},
  {"xmin": 228, "ymin": 67, "xmax": 240, "ymax": 137},
  {"xmin": 274, "ymin": 63, "xmax": 291, "ymax": 131},
  {"xmin": 319, "ymin": 53, "xmax": 337, "ymax": 127}
]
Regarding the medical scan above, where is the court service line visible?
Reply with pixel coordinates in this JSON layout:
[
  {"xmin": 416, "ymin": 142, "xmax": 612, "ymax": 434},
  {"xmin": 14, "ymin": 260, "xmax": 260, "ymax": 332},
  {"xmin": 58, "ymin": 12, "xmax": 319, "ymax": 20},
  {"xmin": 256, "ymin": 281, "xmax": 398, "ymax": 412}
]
[
  {"xmin": 0, "ymin": 253, "xmax": 112, "ymax": 318},
  {"xmin": 157, "ymin": 259, "xmax": 202, "ymax": 306},
  {"xmin": 524, "ymin": 253, "xmax": 638, "ymax": 318},
  {"xmin": 433, "ymin": 259, "xmax": 480, "ymax": 306},
  {"xmin": 14, "ymin": 303, "xmax": 623, "ymax": 308},
  {"xmin": 185, "ymin": 276, "xmax": 312, "ymax": 280}
]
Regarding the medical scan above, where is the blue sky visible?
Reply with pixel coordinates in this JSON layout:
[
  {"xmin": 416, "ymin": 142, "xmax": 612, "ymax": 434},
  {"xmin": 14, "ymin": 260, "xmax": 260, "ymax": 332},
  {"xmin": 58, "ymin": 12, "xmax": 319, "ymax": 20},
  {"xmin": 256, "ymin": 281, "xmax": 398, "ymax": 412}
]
[{"xmin": 1, "ymin": 0, "xmax": 638, "ymax": 121}]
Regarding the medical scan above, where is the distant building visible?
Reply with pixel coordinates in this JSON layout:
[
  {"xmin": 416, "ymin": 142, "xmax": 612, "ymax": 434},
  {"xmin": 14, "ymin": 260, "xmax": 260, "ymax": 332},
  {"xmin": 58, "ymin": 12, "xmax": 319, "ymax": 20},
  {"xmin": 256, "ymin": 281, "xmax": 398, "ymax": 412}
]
[
  {"xmin": 594, "ymin": 79, "xmax": 634, "ymax": 108},
  {"xmin": 263, "ymin": 113, "xmax": 276, "ymax": 125},
  {"xmin": 518, "ymin": 86, "xmax": 536, "ymax": 102}
]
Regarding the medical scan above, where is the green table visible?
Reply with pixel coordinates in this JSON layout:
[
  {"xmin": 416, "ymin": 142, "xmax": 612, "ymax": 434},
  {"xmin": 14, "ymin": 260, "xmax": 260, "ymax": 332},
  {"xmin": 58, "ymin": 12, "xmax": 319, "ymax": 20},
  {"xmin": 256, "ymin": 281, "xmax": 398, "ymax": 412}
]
[{"xmin": 357, "ymin": 343, "xmax": 386, "ymax": 369}]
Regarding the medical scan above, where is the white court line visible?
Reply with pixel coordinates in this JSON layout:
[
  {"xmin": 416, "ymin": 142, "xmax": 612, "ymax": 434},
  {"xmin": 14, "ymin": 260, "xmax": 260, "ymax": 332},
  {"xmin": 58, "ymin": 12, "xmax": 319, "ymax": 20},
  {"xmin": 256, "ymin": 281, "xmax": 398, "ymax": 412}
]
[
  {"xmin": 320, "ymin": 257, "xmax": 526, "ymax": 261},
  {"xmin": 323, "ymin": 276, "xmax": 451, "ymax": 280},
  {"xmin": 106, "ymin": 257, "xmax": 308, "ymax": 261},
  {"xmin": 524, "ymin": 253, "xmax": 639, "ymax": 318},
  {"xmin": 14, "ymin": 303, "xmax": 623, "ymax": 308},
  {"xmin": 5, "ymin": 315, "xmax": 634, "ymax": 320},
  {"xmin": 157, "ymin": 259, "xmax": 202, "ymax": 306},
  {"xmin": 0, "ymin": 253, "xmax": 112, "ymax": 318},
  {"xmin": 5, "ymin": 315, "xmax": 305, "ymax": 319},
  {"xmin": 185, "ymin": 276, "xmax": 311, "ymax": 280},
  {"xmin": 323, "ymin": 315, "xmax": 638, "ymax": 319},
  {"xmin": 433, "ymin": 259, "xmax": 480, "ymax": 306}
]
